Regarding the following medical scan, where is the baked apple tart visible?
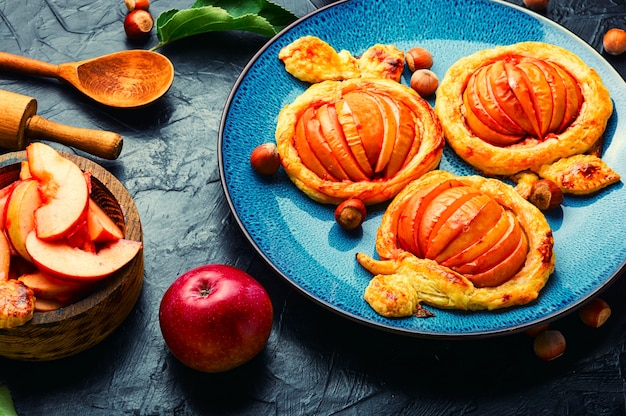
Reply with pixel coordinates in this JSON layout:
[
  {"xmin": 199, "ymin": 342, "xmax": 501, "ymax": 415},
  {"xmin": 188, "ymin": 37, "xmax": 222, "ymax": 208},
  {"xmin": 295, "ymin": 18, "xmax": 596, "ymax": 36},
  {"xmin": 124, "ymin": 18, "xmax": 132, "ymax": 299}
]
[
  {"xmin": 357, "ymin": 170, "xmax": 555, "ymax": 317},
  {"xmin": 278, "ymin": 36, "xmax": 405, "ymax": 83},
  {"xmin": 435, "ymin": 42, "xmax": 619, "ymax": 194},
  {"xmin": 275, "ymin": 78, "xmax": 445, "ymax": 204}
]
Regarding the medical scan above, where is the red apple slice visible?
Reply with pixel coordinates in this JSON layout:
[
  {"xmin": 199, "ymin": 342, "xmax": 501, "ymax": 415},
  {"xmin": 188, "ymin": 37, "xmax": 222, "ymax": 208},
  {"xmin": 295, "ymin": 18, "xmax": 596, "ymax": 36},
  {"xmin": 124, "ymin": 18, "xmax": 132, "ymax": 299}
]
[
  {"xmin": 379, "ymin": 96, "xmax": 416, "ymax": 178},
  {"xmin": 396, "ymin": 179, "xmax": 464, "ymax": 258},
  {"xmin": 489, "ymin": 60, "xmax": 535, "ymax": 135},
  {"xmin": 517, "ymin": 60, "xmax": 553, "ymax": 137},
  {"xmin": 463, "ymin": 88, "xmax": 521, "ymax": 146},
  {"xmin": 316, "ymin": 104, "xmax": 369, "ymax": 181},
  {"xmin": 26, "ymin": 142, "xmax": 90, "ymax": 241},
  {"xmin": 367, "ymin": 93, "xmax": 399, "ymax": 174},
  {"xmin": 0, "ymin": 230, "xmax": 10, "ymax": 281},
  {"xmin": 420, "ymin": 186, "xmax": 480, "ymax": 258},
  {"xmin": 464, "ymin": 230, "xmax": 529, "ymax": 288},
  {"xmin": 424, "ymin": 194, "xmax": 491, "ymax": 260},
  {"xmin": 87, "ymin": 198, "xmax": 124, "ymax": 243},
  {"xmin": 437, "ymin": 202, "xmax": 507, "ymax": 266},
  {"xmin": 533, "ymin": 59, "xmax": 567, "ymax": 134},
  {"xmin": 25, "ymin": 231, "xmax": 142, "ymax": 282},
  {"xmin": 471, "ymin": 66, "xmax": 522, "ymax": 135},
  {"xmin": 335, "ymin": 99, "xmax": 374, "ymax": 177},
  {"xmin": 504, "ymin": 61, "xmax": 542, "ymax": 138},
  {"xmin": 342, "ymin": 92, "xmax": 384, "ymax": 169},
  {"xmin": 553, "ymin": 65, "xmax": 583, "ymax": 132},
  {"xmin": 19, "ymin": 270, "xmax": 93, "ymax": 302},
  {"xmin": 305, "ymin": 113, "xmax": 350, "ymax": 181},
  {"xmin": 0, "ymin": 182, "xmax": 17, "ymax": 231},
  {"xmin": 295, "ymin": 108, "xmax": 333, "ymax": 179},
  {"xmin": 417, "ymin": 185, "xmax": 477, "ymax": 256},
  {"xmin": 455, "ymin": 213, "xmax": 525, "ymax": 275},
  {"xmin": 482, "ymin": 65, "xmax": 527, "ymax": 135},
  {"xmin": 396, "ymin": 193, "xmax": 425, "ymax": 257},
  {"xmin": 5, "ymin": 179, "xmax": 42, "ymax": 261}
]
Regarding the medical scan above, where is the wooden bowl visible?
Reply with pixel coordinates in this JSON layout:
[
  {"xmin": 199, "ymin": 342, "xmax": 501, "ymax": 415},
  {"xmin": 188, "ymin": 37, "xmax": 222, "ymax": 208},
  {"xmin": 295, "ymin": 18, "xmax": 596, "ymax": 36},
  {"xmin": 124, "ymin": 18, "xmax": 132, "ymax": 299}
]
[{"xmin": 0, "ymin": 150, "xmax": 143, "ymax": 361}]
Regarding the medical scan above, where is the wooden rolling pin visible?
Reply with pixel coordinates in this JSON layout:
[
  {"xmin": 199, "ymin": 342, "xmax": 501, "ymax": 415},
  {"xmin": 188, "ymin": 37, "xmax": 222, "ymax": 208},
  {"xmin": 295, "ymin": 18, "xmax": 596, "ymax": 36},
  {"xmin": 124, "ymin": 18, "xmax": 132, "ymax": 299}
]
[{"xmin": 0, "ymin": 89, "xmax": 122, "ymax": 159}]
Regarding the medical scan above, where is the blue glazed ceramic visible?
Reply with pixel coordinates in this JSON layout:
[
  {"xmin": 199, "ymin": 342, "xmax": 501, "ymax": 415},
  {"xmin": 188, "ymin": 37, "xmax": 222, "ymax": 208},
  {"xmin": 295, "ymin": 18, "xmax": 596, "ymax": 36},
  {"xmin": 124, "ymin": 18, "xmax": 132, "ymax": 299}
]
[{"xmin": 219, "ymin": 0, "xmax": 626, "ymax": 337}]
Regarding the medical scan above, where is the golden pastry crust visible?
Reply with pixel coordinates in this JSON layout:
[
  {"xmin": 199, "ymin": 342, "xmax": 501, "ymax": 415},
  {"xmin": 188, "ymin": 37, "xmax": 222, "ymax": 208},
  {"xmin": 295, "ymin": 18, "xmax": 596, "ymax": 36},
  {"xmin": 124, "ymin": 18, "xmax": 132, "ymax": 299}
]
[
  {"xmin": 278, "ymin": 36, "xmax": 404, "ymax": 83},
  {"xmin": 357, "ymin": 170, "xmax": 555, "ymax": 316},
  {"xmin": 435, "ymin": 42, "xmax": 613, "ymax": 176},
  {"xmin": 275, "ymin": 78, "xmax": 445, "ymax": 205},
  {"xmin": 0, "ymin": 279, "xmax": 35, "ymax": 328},
  {"xmin": 537, "ymin": 154, "xmax": 621, "ymax": 195}
]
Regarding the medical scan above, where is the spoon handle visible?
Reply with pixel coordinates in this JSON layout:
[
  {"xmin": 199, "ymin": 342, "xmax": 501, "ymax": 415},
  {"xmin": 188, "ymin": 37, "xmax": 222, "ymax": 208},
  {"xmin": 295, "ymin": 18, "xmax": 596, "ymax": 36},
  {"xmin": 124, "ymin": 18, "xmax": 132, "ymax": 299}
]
[
  {"xmin": 26, "ymin": 116, "xmax": 123, "ymax": 160},
  {"xmin": 0, "ymin": 51, "xmax": 59, "ymax": 79}
]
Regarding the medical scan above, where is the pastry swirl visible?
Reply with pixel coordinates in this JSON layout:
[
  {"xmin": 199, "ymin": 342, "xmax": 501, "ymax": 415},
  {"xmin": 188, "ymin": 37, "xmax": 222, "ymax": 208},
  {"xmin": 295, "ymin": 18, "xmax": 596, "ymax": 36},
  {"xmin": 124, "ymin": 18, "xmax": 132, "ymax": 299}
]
[{"xmin": 357, "ymin": 170, "xmax": 554, "ymax": 316}]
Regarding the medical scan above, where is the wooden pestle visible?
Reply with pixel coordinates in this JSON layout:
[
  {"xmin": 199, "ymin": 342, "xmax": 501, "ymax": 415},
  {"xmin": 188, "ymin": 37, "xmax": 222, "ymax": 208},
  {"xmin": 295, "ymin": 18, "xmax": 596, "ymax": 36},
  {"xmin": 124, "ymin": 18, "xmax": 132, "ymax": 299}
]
[{"xmin": 0, "ymin": 89, "xmax": 122, "ymax": 159}]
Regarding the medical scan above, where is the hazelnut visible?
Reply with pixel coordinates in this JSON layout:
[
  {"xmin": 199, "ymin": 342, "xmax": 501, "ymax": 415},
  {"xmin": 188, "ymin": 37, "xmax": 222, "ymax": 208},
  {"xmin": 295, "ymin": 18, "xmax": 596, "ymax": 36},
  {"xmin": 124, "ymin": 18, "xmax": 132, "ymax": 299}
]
[
  {"xmin": 578, "ymin": 297, "xmax": 611, "ymax": 328},
  {"xmin": 533, "ymin": 329, "xmax": 566, "ymax": 361},
  {"xmin": 523, "ymin": 0, "xmax": 549, "ymax": 11},
  {"xmin": 405, "ymin": 47, "xmax": 433, "ymax": 72},
  {"xmin": 124, "ymin": 9, "xmax": 153, "ymax": 39},
  {"xmin": 529, "ymin": 179, "xmax": 563, "ymax": 211},
  {"xmin": 125, "ymin": 0, "xmax": 150, "ymax": 11},
  {"xmin": 334, "ymin": 199, "xmax": 366, "ymax": 231},
  {"xmin": 603, "ymin": 28, "xmax": 626, "ymax": 55},
  {"xmin": 524, "ymin": 322, "xmax": 550, "ymax": 337},
  {"xmin": 250, "ymin": 143, "xmax": 281, "ymax": 175},
  {"xmin": 410, "ymin": 69, "xmax": 438, "ymax": 97}
]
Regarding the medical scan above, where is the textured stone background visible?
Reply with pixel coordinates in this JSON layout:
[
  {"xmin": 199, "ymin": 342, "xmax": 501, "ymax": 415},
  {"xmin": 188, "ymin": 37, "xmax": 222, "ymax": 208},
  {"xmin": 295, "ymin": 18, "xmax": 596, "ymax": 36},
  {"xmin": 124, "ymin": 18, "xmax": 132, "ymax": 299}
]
[{"xmin": 1, "ymin": 0, "xmax": 625, "ymax": 414}]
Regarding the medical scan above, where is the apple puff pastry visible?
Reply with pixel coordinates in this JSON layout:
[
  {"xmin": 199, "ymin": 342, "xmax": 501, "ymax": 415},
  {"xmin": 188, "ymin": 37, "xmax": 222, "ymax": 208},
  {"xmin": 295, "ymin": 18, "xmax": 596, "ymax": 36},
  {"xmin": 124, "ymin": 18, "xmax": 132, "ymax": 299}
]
[
  {"xmin": 435, "ymin": 42, "xmax": 619, "ymax": 194},
  {"xmin": 278, "ymin": 36, "xmax": 405, "ymax": 83},
  {"xmin": 357, "ymin": 170, "xmax": 554, "ymax": 317},
  {"xmin": 275, "ymin": 78, "xmax": 445, "ymax": 205}
]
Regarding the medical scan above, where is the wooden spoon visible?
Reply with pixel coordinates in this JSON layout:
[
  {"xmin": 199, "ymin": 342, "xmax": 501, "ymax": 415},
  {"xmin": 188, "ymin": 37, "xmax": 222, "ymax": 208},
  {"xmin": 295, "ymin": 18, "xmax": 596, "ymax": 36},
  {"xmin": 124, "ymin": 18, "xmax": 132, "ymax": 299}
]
[{"xmin": 0, "ymin": 50, "xmax": 174, "ymax": 109}]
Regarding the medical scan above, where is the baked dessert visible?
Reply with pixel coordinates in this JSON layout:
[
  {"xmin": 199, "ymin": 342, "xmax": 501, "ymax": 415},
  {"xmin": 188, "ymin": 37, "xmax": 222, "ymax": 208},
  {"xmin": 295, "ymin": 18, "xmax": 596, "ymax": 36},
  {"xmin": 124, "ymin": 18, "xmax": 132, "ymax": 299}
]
[
  {"xmin": 435, "ymin": 42, "xmax": 620, "ymax": 194},
  {"xmin": 278, "ymin": 36, "xmax": 405, "ymax": 83},
  {"xmin": 275, "ymin": 78, "xmax": 444, "ymax": 204},
  {"xmin": 0, "ymin": 279, "xmax": 34, "ymax": 328},
  {"xmin": 357, "ymin": 170, "xmax": 554, "ymax": 317}
]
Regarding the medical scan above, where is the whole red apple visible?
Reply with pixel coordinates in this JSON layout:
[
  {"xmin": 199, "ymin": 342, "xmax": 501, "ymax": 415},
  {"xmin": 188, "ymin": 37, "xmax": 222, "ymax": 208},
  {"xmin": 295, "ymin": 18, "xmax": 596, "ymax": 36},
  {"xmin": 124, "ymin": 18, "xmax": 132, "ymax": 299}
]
[{"xmin": 158, "ymin": 264, "xmax": 273, "ymax": 373}]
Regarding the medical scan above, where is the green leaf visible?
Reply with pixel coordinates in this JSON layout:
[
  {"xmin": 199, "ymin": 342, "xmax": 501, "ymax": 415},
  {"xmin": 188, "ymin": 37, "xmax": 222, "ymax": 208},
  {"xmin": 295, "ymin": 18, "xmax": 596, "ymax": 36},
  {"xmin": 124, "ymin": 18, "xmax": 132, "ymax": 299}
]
[
  {"xmin": 0, "ymin": 386, "xmax": 18, "ymax": 416},
  {"xmin": 153, "ymin": 0, "xmax": 298, "ymax": 50}
]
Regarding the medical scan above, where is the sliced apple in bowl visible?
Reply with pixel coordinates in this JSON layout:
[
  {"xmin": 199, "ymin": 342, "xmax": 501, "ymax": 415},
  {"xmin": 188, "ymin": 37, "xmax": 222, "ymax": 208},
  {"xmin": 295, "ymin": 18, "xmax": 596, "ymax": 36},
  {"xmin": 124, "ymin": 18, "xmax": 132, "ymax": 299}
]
[
  {"xmin": 26, "ymin": 142, "xmax": 90, "ymax": 241},
  {"xmin": 0, "ymin": 144, "xmax": 144, "ymax": 361},
  {"xmin": 4, "ymin": 179, "xmax": 42, "ymax": 261},
  {"xmin": 25, "ymin": 231, "xmax": 142, "ymax": 282}
]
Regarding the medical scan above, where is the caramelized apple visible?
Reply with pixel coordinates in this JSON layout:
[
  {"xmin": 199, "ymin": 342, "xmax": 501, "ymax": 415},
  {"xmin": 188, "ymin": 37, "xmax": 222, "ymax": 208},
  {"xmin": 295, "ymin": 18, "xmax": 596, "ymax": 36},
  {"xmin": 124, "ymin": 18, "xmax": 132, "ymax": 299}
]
[
  {"xmin": 357, "ymin": 170, "xmax": 555, "ymax": 316},
  {"xmin": 395, "ymin": 178, "xmax": 528, "ymax": 287},
  {"xmin": 463, "ymin": 55, "xmax": 582, "ymax": 145},
  {"xmin": 276, "ymin": 78, "xmax": 444, "ymax": 205},
  {"xmin": 435, "ymin": 42, "xmax": 613, "ymax": 178}
]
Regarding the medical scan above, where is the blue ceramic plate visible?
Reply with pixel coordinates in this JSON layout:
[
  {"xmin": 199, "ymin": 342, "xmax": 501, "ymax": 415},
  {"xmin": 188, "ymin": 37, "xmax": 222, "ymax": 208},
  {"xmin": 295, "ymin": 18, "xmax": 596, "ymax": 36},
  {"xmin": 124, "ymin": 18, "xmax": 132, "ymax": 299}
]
[{"xmin": 219, "ymin": 0, "xmax": 626, "ymax": 337}]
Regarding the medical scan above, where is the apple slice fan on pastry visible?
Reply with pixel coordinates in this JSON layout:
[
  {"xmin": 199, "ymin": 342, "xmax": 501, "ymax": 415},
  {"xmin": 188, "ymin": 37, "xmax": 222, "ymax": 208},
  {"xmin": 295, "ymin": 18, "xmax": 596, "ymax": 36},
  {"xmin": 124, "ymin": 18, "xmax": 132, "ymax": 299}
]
[
  {"xmin": 276, "ymin": 37, "xmax": 445, "ymax": 205},
  {"xmin": 435, "ymin": 41, "xmax": 620, "ymax": 196},
  {"xmin": 356, "ymin": 170, "xmax": 555, "ymax": 318},
  {"xmin": 275, "ymin": 78, "xmax": 445, "ymax": 205}
]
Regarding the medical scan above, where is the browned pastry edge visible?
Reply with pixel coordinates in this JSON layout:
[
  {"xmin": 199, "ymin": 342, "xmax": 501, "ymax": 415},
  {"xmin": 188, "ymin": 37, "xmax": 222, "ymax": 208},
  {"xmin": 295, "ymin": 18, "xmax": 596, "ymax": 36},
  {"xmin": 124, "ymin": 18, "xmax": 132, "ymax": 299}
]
[{"xmin": 434, "ymin": 42, "xmax": 613, "ymax": 176}]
